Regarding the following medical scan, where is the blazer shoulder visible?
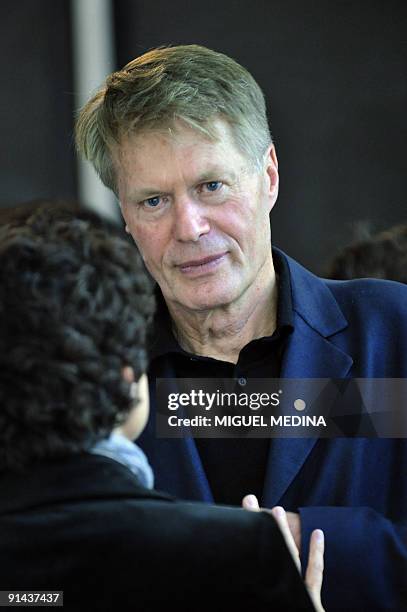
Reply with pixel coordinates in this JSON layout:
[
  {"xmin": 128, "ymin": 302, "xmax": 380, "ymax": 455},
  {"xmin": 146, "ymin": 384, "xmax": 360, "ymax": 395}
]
[
  {"xmin": 322, "ymin": 278, "xmax": 407, "ymax": 374},
  {"xmin": 323, "ymin": 277, "xmax": 407, "ymax": 320},
  {"xmin": 279, "ymin": 248, "xmax": 407, "ymax": 338}
]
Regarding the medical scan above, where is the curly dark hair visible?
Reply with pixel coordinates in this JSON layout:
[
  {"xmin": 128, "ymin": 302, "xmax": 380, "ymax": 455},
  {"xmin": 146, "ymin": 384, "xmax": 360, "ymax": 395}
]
[
  {"xmin": 0, "ymin": 206, "xmax": 155, "ymax": 471},
  {"xmin": 326, "ymin": 223, "xmax": 407, "ymax": 283}
]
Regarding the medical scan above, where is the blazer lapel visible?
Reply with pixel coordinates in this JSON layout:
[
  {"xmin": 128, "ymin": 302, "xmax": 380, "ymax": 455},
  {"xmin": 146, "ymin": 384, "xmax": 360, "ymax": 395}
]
[{"xmin": 262, "ymin": 250, "xmax": 354, "ymax": 507}]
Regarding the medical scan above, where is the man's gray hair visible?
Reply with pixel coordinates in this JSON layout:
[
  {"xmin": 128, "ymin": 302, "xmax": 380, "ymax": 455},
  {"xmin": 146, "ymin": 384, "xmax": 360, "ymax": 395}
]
[{"xmin": 75, "ymin": 45, "xmax": 272, "ymax": 195}]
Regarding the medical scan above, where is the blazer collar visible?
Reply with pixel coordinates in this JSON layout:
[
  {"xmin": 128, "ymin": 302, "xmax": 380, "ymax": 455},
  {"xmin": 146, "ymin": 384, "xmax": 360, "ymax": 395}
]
[
  {"xmin": 0, "ymin": 453, "xmax": 174, "ymax": 515},
  {"xmin": 275, "ymin": 247, "xmax": 348, "ymax": 338},
  {"xmin": 276, "ymin": 247, "xmax": 353, "ymax": 377}
]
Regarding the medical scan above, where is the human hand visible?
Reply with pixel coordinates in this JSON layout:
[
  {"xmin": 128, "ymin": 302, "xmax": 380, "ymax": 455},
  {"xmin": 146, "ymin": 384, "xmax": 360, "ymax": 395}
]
[
  {"xmin": 242, "ymin": 495, "xmax": 324, "ymax": 612},
  {"xmin": 286, "ymin": 510, "xmax": 301, "ymax": 552}
]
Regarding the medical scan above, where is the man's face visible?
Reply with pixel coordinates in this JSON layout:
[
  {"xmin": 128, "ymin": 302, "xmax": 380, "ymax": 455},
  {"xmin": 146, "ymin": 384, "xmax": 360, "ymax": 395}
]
[{"xmin": 115, "ymin": 118, "xmax": 279, "ymax": 312}]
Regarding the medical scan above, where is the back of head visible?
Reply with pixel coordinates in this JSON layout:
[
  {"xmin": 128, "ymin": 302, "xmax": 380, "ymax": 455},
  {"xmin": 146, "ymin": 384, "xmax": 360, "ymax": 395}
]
[
  {"xmin": 75, "ymin": 45, "xmax": 272, "ymax": 194},
  {"xmin": 326, "ymin": 223, "xmax": 407, "ymax": 283},
  {"xmin": 0, "ymin": 198, "xmax": 130, "ymax": 242},
  {"xmin": 0, "ymin": 206, "xmax": 154, "ymax": 471}
]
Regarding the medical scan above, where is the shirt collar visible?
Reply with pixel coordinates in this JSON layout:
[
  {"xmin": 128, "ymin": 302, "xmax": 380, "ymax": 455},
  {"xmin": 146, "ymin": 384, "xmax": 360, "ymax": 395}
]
[
  {"xmin": 89, "ymin": 433, "xmax": 155, "ymax": 489},
  {"xmin": 274, "ymin": 247, "xmax": 294, "ymax": 330}
]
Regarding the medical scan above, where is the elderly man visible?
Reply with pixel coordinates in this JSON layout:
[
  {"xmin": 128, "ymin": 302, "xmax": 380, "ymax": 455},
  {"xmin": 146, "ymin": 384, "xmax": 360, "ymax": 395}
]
[{"xmin": 76, "ymin": 45, "xmax": 407, "ymax": 611}]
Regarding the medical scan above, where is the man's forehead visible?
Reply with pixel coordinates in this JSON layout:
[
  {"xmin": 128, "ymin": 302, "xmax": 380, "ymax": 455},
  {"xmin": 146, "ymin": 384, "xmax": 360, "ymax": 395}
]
[
  {"xmin": 114, "ymin": 122, "xmax": 247, "ymax": 196},
  {"xmin": 117, "ymin": 116, "xmax": 241, "ymax": 159}
]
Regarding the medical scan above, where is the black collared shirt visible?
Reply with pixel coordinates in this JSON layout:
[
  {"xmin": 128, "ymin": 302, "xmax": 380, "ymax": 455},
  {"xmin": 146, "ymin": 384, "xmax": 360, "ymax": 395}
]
[{"xmin": 148, "ymin": 250, "xmax": 294, "ymax": 505}]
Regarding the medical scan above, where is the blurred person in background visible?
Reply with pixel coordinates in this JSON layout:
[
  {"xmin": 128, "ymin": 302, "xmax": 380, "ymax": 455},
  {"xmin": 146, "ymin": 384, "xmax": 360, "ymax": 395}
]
[{"xmin": 326, "ymin": 222, "xmax": 407, "ymax": 283}]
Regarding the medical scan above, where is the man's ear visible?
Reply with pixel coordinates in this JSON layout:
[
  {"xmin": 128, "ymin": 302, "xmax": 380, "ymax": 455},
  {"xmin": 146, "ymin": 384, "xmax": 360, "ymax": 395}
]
[
  {"xmin": 263, "ymin": 144, "xmax": 279, "ymax": 212},
  {"xmin": 122, "ymin": 365, "xmax": 134, "ymax": 384}
]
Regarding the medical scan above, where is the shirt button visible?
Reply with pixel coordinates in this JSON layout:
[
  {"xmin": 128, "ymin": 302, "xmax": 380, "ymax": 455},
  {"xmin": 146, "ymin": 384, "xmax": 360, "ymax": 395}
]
[{"xmin": 237, "ymin": 377, "xmax": 247, "ymax": 387}]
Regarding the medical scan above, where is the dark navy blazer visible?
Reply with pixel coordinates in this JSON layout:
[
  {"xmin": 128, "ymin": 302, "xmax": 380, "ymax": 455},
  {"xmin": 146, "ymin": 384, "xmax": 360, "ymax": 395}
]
[{"xmin": 140, "ymin": 248, "xmax": 407, "ymax": 611}]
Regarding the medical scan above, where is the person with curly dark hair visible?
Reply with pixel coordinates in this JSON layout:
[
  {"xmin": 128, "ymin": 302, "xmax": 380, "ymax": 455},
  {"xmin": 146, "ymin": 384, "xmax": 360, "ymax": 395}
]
[{"xmin": 0, "ymin": 206, "xmax": 324, "ymax": 611}]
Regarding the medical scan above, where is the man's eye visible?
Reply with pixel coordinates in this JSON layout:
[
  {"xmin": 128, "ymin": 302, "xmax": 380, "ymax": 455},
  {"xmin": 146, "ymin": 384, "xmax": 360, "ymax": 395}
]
[
  {"xmin": 143, "ymin": 196, "xmax": 161, "ymax": 208},
  {"xmin": 202, "ymin": 181, "xmax": 222, "ymax": 192}
]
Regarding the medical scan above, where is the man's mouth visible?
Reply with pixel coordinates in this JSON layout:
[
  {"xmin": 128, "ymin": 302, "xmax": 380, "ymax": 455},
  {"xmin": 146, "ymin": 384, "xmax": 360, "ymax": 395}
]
[{"xmin": 178, "ymin": 252, "xmax": 228, "ymax": 275}]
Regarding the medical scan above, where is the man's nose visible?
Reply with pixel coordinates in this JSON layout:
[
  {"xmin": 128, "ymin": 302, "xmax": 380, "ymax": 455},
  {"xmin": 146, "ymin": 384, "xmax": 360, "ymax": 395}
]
[{"xmin": 173, "ymin": 198, "xmax": 210, "ymax": 242}]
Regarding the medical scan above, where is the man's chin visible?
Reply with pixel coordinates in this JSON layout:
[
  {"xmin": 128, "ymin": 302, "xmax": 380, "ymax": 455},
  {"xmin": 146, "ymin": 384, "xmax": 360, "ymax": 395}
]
[{"xmin": 175, "ymin": 288, "xmax": 237, "ymax": 312}]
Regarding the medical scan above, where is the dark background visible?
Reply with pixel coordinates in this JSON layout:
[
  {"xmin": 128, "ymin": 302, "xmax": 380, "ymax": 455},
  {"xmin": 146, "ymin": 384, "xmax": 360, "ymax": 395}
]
[{"xmin": 2, "ymin": 0, "xmax": 406, "ymax": 273}]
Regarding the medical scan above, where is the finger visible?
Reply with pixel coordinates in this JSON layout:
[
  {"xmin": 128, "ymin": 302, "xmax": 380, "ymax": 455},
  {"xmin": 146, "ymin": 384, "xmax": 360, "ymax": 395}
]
[
  {"xmin": 271, "ymin": 506, "xmax": 301, "ymax": 573},
  {"xmin": 242, "ymin": 494, "xmax": 260, "ymax": 511},
  {"xmin": 305, "ymin": 529, "xmax": 325, "ymax": 612}
]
